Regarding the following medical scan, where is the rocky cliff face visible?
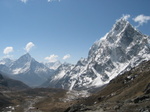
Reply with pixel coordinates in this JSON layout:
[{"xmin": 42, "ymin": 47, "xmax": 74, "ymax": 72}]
[{"xmin": 48, "ymin": 18, "xmax": 150, "ymax": 90}]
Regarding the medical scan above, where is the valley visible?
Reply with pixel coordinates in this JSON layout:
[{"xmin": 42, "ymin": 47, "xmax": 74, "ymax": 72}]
[{"xmin": 0, "ymin": 88, "xmax": 77, "ymax": 112}]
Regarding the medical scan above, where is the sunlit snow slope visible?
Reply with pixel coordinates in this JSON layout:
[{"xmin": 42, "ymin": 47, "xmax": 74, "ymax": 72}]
[{"xmin": 46, "ymin": 18, "xmax": 150, "ymax": 90}]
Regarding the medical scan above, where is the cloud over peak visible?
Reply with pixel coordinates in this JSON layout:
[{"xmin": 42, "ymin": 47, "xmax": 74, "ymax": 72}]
[
  {"xmin": 48, "ymin": 0, "xmax": 61, "ymax": 2},
  {"xmin": 133, "ymin": 14, "xmax": 150, "ymax": 27},
  {"xmin": 25, "ymin": 42, "xmax": 35, "ymax": 52},
  {"xmin": 20, "ymin": 0, "xmax": 28, "ymax": 3},
  {"xmin": 20, "ymin": 0, "xmax": 61, "ymax": 3},
  {"xmin": 3, "ymin": 47, "xmax": 14, "ymax": 55},
  {"xmin": 63, "ymin": 54, "xmax": 71, "ymax": 60},
  {"xmin": 122, "ymin": 14, "xmax": 130, "ymax": 20},
  {"xmin": 45, "ymin": 54, "xmax": 58, "ymax": 62}
]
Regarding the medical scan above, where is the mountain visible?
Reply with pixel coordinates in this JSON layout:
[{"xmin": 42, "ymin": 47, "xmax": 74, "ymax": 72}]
[
  {"xmin": 0, "ymin": 58, "xmax": 13, "ymax": 67},
  {"xmin": 48, "ymin": 18, "xmax": 150, "ymax": 90},
  {"xmin": 10, "ymin": 53, "xmax": 54, "ymax": 87},
  {"xmin": 0, "ymin": 64, "xmax": 11, "ymax": 75},
  {"xmin": 0, "ymin": 58, "xmax": 13, "ymax": 74},
  {"xmin": 0, "ymin": 73, "xmax": 7, "ymax": 88},
  {"xmin": 66, "ymin": 60, "xmax": 150, "ymax": 112},
  {"xmin": 0, "ymin": 53, "xmax": 54, "ymax": 87},
  {"xmin": 44, "ymin": 61, "xmax": 61, "ymax": 70},
  {"xmin": 41, "ymin": 63, "xmax": 74, "ymax": 88}
]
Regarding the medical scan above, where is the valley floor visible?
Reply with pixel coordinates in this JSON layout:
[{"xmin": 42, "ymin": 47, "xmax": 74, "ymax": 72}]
[{"xmin": 0, "ymin": 88, "xmax": 90, "ymax": 112}]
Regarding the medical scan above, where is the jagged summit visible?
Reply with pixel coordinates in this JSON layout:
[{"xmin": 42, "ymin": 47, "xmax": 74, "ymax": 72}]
[
  {"xmin": 19, "ymin": 53, "xmax": 33, "ymax": 61},
  {"xmin": 10, "ymin": 53, "xmax": 34, "ymax": 71},
  {"xmin": 23, "ymin": 53, "xmax": 31, "ymax": 58},
  {"xmin": 88, "ymin": 18, "xmax": 131, "ymax": 59},
  {"xmin": 47, "ymin": 19, "xmax": 150, "ymax": 90},
  {"xmin": 113, "ymin": 18, "xmax": 129, "ymax": 31},
  {"xmin": 88, "ymin": 17, "xmax": 146, "ymax": 59}
]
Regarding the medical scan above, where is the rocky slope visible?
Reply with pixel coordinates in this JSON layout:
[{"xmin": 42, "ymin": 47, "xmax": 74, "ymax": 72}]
[
  {"xmin": 41, "ymin": 63, "xmax": 74, "ymax": 88},
  {"xmin": 48, "ymin": 17, "xmax": 150, "ymax": 90},
  {"xmin": 44, "ymin": 61, "xmax": 62, "ymax": 70},
  {"xmin": 0, "ymin": 72, "xmax": 29, "ymax": 90},
  {"xmin": 0, "ymin": 72, "xmax": 29, "ymax": 110},
  {"xmin": 65, "ymin": 60, "xmax": 150, "ymax": 112}
]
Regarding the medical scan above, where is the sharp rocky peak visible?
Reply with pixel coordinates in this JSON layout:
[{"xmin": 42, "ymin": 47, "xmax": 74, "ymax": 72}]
[
  {"xmin": 50, "ymin": 18, "xmax": 150, "ymax": 91},
  {"xmin": 88, "ymin": 18, "xmax": 141, "ymax": 59},
  {"xmin": 113, "ymin": 18, "xmax": 129, "ymax": 30},
  {"xmin": 21, "ymin": 53, "xmax": 32, "ymax": 58},
  {"xmin": 19, "ymin": 53, "xmax": 34, "ymax": 62}
]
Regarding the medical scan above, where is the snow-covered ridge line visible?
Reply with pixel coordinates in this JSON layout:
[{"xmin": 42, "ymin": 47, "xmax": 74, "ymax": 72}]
[{"xmin": 44, "ymin": 18, "xmax": 150, "ymax": 91}]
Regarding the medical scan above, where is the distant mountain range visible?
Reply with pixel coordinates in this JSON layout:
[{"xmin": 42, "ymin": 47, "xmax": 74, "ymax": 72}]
[
  {"xmin": 41, "ymin": 63, "xmax": 74, "ymax": 88},
  {"xmin": 0, "ymin": 17, "xmax": 150, "ymax": 90},
  {"xmin": 0, "ymin": 53, "xmax": 56, "ymax": 87}
]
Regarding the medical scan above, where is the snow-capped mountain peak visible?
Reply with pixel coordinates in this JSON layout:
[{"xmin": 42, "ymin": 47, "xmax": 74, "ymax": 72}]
[
  {"xmin": 10, "ymin": 53, "xmax": 34, "ymax": 74},
  {"xmin": 47, "ymin": 18, "xmax": 150, "ymax": 91},
  {"xmin": 16, "ymin": 53, "xmax": 33, "ymax": 63},
  {"xmin": 0, "ymin": 53, "xmax": 54, "ymax": 87},
  {"xmin": 44, "ymin": 61, "xmax": 61, "ymax": 70}
]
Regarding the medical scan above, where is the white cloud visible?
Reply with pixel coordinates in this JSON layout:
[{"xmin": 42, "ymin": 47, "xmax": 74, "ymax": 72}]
[
  {"xmin": 122, "ymin": 14, "xmax": 130, "ymax": 20},
  {"xmin": 133, "ymin": 14, "xmax": 150, "ymax": 27},
  {"xmin": 20, "ymin": 0, "xmax": 28, "ymax": 3},
  {"xmin": 20, "ymin": 0, "xmax": 61, "ymax": 3},
  {"xmin": 48, "ymin": 0, "xmax": 61, "ymax": 2},
  {"xmin": 3, "ymin": 47, "xmax": 14, "ymax": 55},
  {"xmin": 25, "ymin": 42, "xmax": 35, "ymax": 52},
  {"xmin": 63, "ymin": 54, "xmax": 71, "ymax": 60},
  {"xmin": 45, "ymin": 54, "xmax": 58, "ymax": 62}
]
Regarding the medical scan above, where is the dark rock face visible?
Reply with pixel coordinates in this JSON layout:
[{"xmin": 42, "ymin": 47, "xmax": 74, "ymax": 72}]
[
  {"xmin": 144, "ymin": 83, "xmax": 150, "ymax": 94},
  {"xmin": 0, "ymin": 93, "xmax": 11, "ymax": 110},
  {"xmin": 65, "ymin": 104, "xmax": 91, "ymax": 112},
  {"xmin": 0, "ymin": 74, "xmax": 8, "ymax": 87},
  {"xmin": 134, "ymin": 95, "xmax": 150, "ymax": 103},
  {"xmin": 0, "ymin": 72, "xmax": 29, "ymax": 90}
]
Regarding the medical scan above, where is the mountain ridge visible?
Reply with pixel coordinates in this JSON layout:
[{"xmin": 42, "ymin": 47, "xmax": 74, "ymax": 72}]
[
  {"xmin": 0, "ymin": 18, "xmax": 149, "ymax": 90},
  {"xmin": 45, "ymin": 18, "xmax": 150, "ymax": 90},
  {"xmin": 0, "ymin": 53, "xmax": 55, "ymax": 87}
]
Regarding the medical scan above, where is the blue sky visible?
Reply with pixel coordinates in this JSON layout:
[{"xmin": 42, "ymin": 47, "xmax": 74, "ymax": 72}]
[{"xmin": 0, "ymin": 0, "xmax": 150, "ymax": 64}]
